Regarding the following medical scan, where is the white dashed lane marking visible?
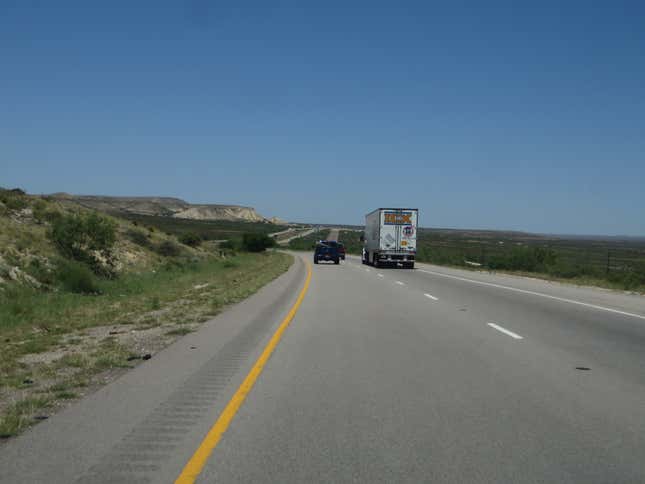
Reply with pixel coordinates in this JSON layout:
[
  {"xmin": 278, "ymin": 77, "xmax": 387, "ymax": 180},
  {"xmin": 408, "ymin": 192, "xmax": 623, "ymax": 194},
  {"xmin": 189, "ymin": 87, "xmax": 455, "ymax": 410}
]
[{"xmin": 487, "ymin": 323, "xmax": 523, "ymax": 340}]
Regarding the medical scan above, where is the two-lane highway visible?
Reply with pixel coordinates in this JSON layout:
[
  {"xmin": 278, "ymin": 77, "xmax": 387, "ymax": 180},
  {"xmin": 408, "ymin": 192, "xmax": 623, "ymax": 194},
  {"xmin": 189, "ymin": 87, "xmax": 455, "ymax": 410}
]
[{"xmin": 2, "ymin": 252, "xmax": 645, "ymax": 483}]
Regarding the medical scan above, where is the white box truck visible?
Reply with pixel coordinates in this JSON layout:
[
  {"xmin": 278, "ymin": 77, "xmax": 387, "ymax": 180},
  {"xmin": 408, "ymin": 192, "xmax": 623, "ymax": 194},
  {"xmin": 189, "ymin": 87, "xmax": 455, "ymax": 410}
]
[{"xmin": 362, "ymin": 208, "xmax": 418, "ymax": 268}]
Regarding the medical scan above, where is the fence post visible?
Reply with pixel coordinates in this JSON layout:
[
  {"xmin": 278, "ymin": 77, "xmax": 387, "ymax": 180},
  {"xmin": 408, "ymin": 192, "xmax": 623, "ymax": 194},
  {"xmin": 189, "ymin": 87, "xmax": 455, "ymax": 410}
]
[{"xmin": 606, "ymin": 249, "xmax": 611, "ymax": 275}]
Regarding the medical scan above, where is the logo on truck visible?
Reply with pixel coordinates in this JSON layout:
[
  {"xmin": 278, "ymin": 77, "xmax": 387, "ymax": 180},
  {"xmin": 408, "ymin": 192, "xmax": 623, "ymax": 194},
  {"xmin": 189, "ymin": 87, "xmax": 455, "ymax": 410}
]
[
  {"xmin": 384, "ymin": 212, "xmax": 413, "ymax": 225},
  {"xmin": 403, "ymin": 225, "xmax": 415, "ymax": 237}
]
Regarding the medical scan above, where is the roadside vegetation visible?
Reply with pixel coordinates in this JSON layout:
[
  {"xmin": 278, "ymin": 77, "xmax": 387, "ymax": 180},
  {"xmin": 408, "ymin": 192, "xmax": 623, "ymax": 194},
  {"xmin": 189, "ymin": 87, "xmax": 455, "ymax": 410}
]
[
  {"xmin": 288, "ymin": 229, "xmax": 330, "ymax": 251},
  {"xmin": 0, "ymin": 188, "xmax": 292, "ymax": 438},
  {"xmin": 113, "ymin": 212, "xmax": 287, "ymax": 245},
  {"xmin": 338, "ymin": 229, "xmax": 645, "ymax": 293}
]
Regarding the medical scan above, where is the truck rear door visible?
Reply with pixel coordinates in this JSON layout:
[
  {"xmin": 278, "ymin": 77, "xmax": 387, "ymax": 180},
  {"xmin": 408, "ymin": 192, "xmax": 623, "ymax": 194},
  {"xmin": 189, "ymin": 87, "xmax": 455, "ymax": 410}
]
[
  {"xmin": 379, "ymin": 210, "xmax": 397, "ymax": 251},
  {"xmin": 401, "ymin": 210, "xmax": 417, "ymax": 252},
  {"xmin": 381, "ymin": 209, "xmax": 417, "ymax": 252},
  {"xmin": 380, "ymin": 209, "xmax": 417, "ymax": 251}
]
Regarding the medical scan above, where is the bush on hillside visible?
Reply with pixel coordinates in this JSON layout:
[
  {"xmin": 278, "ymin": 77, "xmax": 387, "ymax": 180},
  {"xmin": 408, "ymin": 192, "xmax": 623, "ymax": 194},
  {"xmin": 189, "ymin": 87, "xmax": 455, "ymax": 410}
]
[
  {"xmin": 25, "ymin": 258, "xmax": 57, "ymax": 286},
  {"xmin": 219, "ymin": 240, "xmax": 237, "ymax": 250},
  {"xmin": 0, "ymin": 189, "xmax": 28, "ymax": 211},
  {"xmin": 126, "ymin": 229, "xmax": 152, "ymax": 248},
  {"xmin": 241, "ymin": 233, "xmax": 275, "ymax": 252},
  {"xmin": 56, "ymin": 260, "xmax": 101, "ymax": 294},
  {"xmin": 32, "ymin": 200, "xmax": 48, "ymax": 222},
  {"xmin": 156, "ymin": 240, "xmax": 181, "ymax": 257},
  {"xmin": 30, "ymin": 199, "xmax": 63, "ymax": 224},
  {"xmin": 50, "ymin": 212, "xmax": 116, "ymax": 259},
  {"xmin": 45, "ymin": 209, "xmax": 63, "ymax": 223},
  {"xmin": 179, "ymin": 232, "xmax": 202, "ymax": 247},
  {"xmin": 49, "ymin": 212, "xmax": 117, "ymax": 276}
]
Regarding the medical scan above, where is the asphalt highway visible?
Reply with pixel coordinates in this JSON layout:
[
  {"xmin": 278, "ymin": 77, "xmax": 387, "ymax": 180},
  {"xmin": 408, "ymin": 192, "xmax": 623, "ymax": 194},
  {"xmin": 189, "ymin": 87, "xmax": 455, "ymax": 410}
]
[
  {"xmin": 326, "ymin": 228, "xmax": 339, "ymax": 241},
  {"xmin": 2, "ymin": 252, "xmax": 645, "ymax": 483}
]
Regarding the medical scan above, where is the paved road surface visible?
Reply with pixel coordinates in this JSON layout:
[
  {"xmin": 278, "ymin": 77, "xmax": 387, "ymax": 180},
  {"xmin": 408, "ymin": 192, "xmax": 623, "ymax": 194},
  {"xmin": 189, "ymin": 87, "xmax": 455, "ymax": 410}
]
[
  {"xmin": 2, "ymin": 253, "xmax": 645, "ymax": 483},
  {"xmin": 278, "ymin": 228, "xmax": 315, "ymax": 245},
  {"xmin": 326, "ymin": 228, "xmax": 339, "ymax": 241}
]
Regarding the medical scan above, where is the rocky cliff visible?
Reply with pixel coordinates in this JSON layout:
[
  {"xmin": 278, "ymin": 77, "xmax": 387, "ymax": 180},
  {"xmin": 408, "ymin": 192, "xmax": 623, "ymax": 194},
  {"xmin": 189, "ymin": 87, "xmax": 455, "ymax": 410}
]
[{"xmin": 47, "ymin": 194, "xmax": 271, "ymax": 223}]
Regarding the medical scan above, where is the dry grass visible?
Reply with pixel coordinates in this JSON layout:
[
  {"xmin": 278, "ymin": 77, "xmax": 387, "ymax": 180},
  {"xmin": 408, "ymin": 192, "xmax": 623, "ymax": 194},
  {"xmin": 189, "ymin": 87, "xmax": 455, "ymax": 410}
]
[{"xmin": 0, "ymin": 251, "xmax": 293, "ymax": 437}]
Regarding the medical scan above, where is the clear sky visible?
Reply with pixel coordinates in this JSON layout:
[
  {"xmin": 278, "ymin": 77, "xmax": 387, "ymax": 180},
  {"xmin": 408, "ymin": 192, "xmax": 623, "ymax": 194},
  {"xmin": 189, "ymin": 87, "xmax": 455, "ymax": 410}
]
[{"xmin": 2, "ymin": 1, "xmax": 644, "ymax": 235}]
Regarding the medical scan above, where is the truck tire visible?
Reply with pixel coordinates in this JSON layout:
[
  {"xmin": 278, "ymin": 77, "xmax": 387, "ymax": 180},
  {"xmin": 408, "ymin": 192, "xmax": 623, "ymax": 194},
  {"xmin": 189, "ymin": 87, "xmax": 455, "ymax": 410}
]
[
  {"xmin": 334, "ymin": 258, "xmax": 340, "ymax": 265},
  {"xmin": 314, "ymin": 259, "xmax": 318, "ymax": 264}
]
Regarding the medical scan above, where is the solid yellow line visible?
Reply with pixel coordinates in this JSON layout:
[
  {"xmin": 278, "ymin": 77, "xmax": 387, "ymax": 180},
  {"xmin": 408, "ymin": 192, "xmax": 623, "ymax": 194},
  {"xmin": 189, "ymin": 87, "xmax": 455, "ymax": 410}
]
[{"xmin": 175, "ymin": 260, "xmax": 312, "ymax": 484}]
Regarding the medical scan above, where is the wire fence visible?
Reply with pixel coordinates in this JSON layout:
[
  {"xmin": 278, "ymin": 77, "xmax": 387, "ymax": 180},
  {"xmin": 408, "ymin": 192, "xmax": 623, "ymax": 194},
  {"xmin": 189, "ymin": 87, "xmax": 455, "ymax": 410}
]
[{"xmin": 418, "ymin": 240, "xmax": 645, "ymax": 275}]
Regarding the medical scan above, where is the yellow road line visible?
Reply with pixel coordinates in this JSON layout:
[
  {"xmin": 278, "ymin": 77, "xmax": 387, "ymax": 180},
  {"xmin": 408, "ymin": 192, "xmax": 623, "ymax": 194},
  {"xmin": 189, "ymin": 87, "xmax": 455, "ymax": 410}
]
[{"xmin": 175, "ymin": 260, "xmax": 312, "ymax": 483}]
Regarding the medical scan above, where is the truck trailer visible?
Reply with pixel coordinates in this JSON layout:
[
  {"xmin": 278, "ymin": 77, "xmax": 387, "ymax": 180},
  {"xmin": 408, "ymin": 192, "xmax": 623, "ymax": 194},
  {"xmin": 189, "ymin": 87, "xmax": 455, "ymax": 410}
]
[{"xmin": 362, "ymin": 208, "xmax": 418, "ymax": 269}]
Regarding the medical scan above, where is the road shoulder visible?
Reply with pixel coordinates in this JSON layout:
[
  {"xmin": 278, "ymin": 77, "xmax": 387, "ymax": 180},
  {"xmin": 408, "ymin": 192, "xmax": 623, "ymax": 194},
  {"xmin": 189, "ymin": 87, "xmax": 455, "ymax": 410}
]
[{"xmin": 0, "ymin": 254, "xmax": 308, "ymax": 484}]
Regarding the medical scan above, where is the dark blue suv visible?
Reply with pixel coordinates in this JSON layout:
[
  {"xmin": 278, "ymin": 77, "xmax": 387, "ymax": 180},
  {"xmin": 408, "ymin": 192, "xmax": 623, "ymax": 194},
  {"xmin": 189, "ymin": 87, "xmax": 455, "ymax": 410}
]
[{"xmin": 314, "ymin": 243, "xmax": 340, "ymax": 265}]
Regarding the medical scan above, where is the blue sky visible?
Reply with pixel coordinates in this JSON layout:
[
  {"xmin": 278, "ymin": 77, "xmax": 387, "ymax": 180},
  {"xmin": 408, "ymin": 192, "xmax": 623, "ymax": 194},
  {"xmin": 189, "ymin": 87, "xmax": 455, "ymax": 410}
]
[{"xmin": 2, "ymin": 1, "xmax": 644, "ymax": 234}]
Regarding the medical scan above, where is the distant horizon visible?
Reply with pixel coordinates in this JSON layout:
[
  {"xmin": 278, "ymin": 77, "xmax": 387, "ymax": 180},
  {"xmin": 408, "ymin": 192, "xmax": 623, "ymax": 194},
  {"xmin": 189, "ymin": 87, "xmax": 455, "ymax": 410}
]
[
  {"xmin": 301, "ymin": 222, "xmax": 645, "ymax": 240},
  {"xmin": 7, "ymin": 184, "xmax": 643, "ymax": 239}
]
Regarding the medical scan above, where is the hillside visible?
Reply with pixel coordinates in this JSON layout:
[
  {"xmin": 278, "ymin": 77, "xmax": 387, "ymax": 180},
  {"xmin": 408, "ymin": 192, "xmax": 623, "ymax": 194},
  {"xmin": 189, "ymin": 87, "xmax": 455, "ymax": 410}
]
[
  {"xmin": 46, "ymin": 193, "xmax": 272, "ymax": 223},
  {"xmin": 0, "ymin": 188, "xmax": 292, "ymax": 438}
]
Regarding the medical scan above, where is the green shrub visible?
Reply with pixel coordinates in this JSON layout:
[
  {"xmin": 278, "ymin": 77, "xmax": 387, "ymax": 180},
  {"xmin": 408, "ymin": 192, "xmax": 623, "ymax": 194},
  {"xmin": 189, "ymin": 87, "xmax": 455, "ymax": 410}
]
[
  {"xmin": 417, "ymin": 246, "xmax": 465, "ymax": 266},
  {"xmin": 0, "ymin": 190, "xmax": 28, "ymax": 211},
  {"xmin": 32, "ymin": 200, "xmax": 48, "ymax": 222},
  {"xmin": 241, "ymin": 233, "xmax": 275, "ymax": 252},
  {"xmin": 179, "ymin": 232, "xmax": 202, "ymax": 247},
  {"xmin": 156, "ymin": 240, "xmax": 181, "ymax": 257},
  {"xmin": 50, "ymin": 212, "xmax": 117, "ymax": 264},
  {"xmin": 219, "ymin": 240, "xmax": 237, "ymax": 250},
  {"xmin": 25, "ymin": 258, "xmax": 56, "ymax": 286},
  {"xmin": 149, "ymin": 296, "xmax": 161, "ymax": 310},
  {"xmin": 126, "ymin": 229, "xmax": 152, "ymax": 248},
  {"xmin": 160, "ymin": 258, "xmax": 184, "ymax": 271},
  {"xmin": 44, "ymin": 209, "xmax": 63, "ymax": 223},
  {"xmin": 0, "ymin": 286, "xmax": 36, "ymax": 323},
  {"xmin": 624, "ymin": 270, "xmax": 645, "ymax": 290},
  {"xmin": 547, "ymin": 261, "xmax": 583, "ymax": 279},
  {"xmin": 56, "ymin": 260, "xmax": 100, "ymax": 294},
  {"xmin": 487, "ymin": 246, "xmax": 557, "ymax": 273},
  {"xmin": 607, "ymin": 263, "xmax": 645, "ymax": 290}
]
